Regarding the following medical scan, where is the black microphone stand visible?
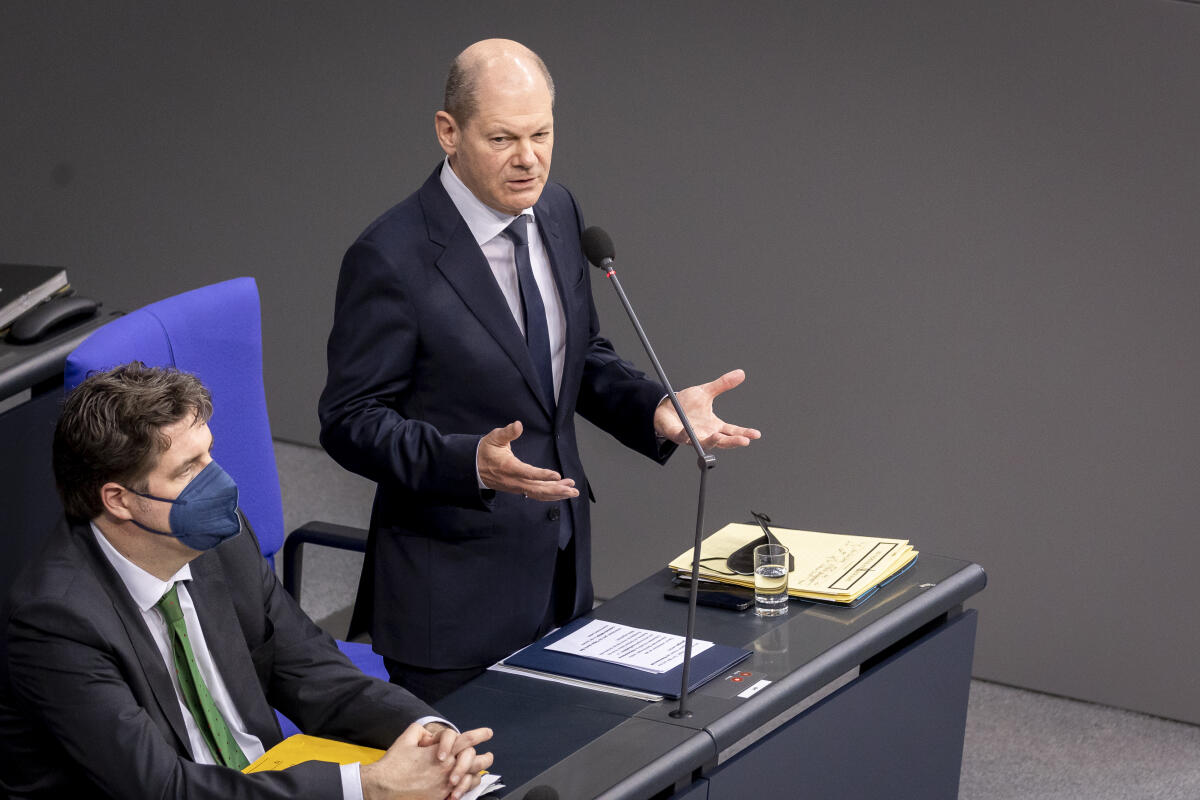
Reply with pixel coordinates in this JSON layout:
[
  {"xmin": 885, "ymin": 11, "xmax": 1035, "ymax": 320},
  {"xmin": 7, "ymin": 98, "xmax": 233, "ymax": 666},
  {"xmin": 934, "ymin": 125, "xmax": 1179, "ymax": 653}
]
[{"xmin": 597, "ymin": 261, "xmax": 715, "ymax": 719}]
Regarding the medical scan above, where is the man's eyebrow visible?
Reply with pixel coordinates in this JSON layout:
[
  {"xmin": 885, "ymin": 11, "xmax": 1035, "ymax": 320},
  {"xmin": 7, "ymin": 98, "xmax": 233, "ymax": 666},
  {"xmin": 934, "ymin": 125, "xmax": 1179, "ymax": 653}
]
[
  {"xmin": 172, "ymin": 434, "xmax": 214, "ymax": 478},
  {"xmin": 173, "ymin": 453, "xmax": 205, "ymax": 478},
  {"xmin": 488, "ymin": 120, "xmax": 553, "ymax": 137}
]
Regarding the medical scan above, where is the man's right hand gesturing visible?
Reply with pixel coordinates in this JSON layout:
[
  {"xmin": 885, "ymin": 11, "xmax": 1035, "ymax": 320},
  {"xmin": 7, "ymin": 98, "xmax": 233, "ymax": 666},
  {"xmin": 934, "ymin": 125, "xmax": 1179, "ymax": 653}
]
[{"xmin": 478, "ymin": 421, "xmax": 579, "ymax": 501}]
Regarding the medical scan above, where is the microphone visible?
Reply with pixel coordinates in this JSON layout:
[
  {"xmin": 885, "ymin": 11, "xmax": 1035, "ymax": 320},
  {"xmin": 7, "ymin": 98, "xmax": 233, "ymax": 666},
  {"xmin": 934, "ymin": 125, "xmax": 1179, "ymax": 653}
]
[
  {"xmin": 581, "ymin": 226, "xmax": 615, "ymax": 270},
  {"xmin": 522, "ymin": 786, "xmax": 559, "ymax": 800},
  {"xmin": 580, "ymin": 225, "xmax": 716, "ymax": 720}
]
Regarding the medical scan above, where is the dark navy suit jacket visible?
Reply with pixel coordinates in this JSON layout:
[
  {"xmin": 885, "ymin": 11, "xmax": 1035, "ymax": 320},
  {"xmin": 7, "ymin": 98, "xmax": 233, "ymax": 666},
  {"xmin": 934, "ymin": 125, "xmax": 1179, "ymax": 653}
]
[
  {"xmin": 0, "ymin": 515, "xmax": 436, "ymax": 799},
  {"xmin": 319, "ymin": 165, "xmax": 672, "ymax": 670}
]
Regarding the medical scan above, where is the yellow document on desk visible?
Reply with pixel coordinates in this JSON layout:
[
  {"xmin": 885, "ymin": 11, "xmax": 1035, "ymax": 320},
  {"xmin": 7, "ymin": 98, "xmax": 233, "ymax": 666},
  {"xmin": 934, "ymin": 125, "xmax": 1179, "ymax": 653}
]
[
  {"xmin": 244, "ymin": 734, "xmax": 506, "ymax": 799},
  {"xmin": 669, "ymin": 523, "xmax": 917, "ymax": 604},
  {"xmin": 243, "ymin": 734, "xmax": 385, "ymax": 773}
]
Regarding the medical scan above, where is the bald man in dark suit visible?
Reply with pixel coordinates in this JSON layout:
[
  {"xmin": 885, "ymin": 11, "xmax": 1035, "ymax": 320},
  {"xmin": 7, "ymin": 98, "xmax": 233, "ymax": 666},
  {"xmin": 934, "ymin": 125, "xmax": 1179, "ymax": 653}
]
[{"xmin": 320, "ymin": 39, "xmax": 759, "ymax": 702}]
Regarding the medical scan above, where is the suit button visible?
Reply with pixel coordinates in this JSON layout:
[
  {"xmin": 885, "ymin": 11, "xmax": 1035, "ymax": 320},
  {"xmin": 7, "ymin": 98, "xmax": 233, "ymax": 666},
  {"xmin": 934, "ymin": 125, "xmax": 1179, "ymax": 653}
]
[{"xmin": 547, "ymin": 507, "xmax": 561, "ymax": 522}]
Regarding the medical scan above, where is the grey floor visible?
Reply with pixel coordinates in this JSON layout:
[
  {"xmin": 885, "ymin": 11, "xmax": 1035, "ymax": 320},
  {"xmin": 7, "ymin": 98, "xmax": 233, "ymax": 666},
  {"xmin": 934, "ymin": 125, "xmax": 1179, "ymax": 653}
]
[{"xmin": 274, "ymin": 441, "xmax": 1200, "ymax": 799}]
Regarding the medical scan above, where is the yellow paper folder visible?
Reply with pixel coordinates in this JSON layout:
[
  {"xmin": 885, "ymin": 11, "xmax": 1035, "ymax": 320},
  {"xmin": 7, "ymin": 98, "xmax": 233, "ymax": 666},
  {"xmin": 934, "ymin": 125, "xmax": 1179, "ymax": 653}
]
[
  {"xmin": 669, "ymin": 522, "xmax": 918, "ymax": 604},
  {"xmin": 243, "ymin": 734, "xmax": 385, "ymax": 773}
]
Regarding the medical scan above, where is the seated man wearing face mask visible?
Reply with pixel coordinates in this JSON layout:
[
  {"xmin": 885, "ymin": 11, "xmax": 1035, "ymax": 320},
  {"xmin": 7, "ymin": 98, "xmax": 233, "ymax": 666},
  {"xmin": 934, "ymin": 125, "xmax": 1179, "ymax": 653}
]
[{"xmin": 0, "ymin": 362, "xmax": 492, "ymax": 800}]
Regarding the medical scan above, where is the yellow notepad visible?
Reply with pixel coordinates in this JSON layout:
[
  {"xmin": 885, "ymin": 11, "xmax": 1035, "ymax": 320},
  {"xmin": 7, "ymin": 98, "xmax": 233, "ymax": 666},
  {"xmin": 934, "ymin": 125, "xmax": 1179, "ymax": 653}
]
[
  {"xmin": 243, "ymin": 734, "xmax": 385, "ymax": 773},
  {"xmin": 669, "ymin": 522, "xmax": 917, "ymax": 604}
]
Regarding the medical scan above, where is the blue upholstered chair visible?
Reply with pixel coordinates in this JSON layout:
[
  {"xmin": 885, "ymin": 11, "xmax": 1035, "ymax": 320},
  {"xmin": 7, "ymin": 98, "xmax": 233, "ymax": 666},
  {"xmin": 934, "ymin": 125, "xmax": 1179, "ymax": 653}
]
[
  {"xmin": 64, "ymin": 277, "xmax": 384, "ymax": 734},
  {"xmin": 66, "ymin": 278, "xmax": 286, "ymax": 563}
]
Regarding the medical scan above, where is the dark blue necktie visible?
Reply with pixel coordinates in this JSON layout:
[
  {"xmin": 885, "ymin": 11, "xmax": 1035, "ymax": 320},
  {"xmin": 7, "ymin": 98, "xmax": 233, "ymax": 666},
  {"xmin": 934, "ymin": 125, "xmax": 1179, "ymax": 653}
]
[
  {"xmin": 503, "ymin": 216, "xmax": 571, "ymax": 549},
  {"xmin": 503, "ymin": 216, "xmax": 556, "ymax": 413}
]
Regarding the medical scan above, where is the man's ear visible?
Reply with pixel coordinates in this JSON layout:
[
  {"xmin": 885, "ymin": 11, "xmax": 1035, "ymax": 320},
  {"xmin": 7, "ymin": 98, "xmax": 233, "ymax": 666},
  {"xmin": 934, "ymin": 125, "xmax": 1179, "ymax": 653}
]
[
  {"xmin": 434, "ymin": 110, "xmax": 460, "ymax": 157},
  {"xmin": 100, "ymin": 482, "xmax": 135, "ymax": 521}
]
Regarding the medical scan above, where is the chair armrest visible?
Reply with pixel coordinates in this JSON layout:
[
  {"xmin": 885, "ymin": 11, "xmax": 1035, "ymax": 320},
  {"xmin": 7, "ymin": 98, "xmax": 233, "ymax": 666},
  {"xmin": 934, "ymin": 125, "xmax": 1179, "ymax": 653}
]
[{"xmin": 282, "ymin": 520, "xmax": 368, "ymax": 601}]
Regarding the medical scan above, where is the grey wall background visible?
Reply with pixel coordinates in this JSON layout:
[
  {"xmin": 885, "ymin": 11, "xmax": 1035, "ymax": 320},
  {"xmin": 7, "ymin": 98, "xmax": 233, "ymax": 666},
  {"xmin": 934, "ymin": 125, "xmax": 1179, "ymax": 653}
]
[{"xmin": 3, "ymin": 1, "xmax": 1197, "ymax": 723}]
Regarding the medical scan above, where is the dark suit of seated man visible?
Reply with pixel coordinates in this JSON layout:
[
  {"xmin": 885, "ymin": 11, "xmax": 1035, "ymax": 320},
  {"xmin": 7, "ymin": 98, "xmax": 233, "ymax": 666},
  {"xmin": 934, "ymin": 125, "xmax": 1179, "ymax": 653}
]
[{"xmin": 0, "ymin": 363, "xmax": 492, "ymax": 800}]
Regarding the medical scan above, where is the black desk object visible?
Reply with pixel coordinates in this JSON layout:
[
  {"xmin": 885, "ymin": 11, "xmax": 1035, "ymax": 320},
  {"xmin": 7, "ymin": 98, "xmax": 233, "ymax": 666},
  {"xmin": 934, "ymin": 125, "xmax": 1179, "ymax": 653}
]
[
  {"xmin": 0, "ymin": 312, "xmax": 119, "ymax": 597},
  {"xmin": 438, "ymin": 554, "xmax": 986, "ymax": 799}
]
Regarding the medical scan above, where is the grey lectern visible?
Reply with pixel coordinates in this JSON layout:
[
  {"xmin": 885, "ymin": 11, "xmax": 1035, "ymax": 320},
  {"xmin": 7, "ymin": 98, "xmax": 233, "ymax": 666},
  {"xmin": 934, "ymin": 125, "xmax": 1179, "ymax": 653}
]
[{"xmin": 438, "ymin": 553, "xmax": 985, "ymax": 799}]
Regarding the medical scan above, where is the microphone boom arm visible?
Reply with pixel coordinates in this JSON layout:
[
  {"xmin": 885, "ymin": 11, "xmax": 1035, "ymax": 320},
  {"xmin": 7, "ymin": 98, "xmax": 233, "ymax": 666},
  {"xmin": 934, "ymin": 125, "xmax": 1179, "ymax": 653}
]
[{"xmin": 600, "ymin": 261, "xmax": 715, "ymax": 719}]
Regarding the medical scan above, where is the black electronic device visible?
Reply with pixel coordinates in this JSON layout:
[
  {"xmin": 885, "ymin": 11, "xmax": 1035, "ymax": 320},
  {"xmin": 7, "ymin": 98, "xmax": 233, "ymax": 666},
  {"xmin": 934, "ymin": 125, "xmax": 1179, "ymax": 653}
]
[
  {"xmin": 663, "ymin": 584, "xmax": 752, "ymax": 611},
  {"xmin": 725, "ymin": 510, "xmax": 796, "ymax": 575},
  {"xmin": 0, "ymin": 263, "xmax": 69, "ymax": 330},
  {"xmin": 7, "ymin": 295, "xmax": 100, "ymax": 344}
]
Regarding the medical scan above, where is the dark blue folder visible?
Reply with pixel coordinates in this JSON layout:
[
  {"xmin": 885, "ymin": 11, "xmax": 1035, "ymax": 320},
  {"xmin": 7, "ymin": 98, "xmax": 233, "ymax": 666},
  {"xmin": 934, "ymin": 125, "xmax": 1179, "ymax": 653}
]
[{"xmin": 502, "ymin": 616, "xmax": 752, "ymax": 699}]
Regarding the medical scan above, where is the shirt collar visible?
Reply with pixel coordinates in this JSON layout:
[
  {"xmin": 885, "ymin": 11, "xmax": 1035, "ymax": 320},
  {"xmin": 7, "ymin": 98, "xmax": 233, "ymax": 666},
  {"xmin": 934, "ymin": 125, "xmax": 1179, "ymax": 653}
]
[
  {"xmin": 91, "ymin": 522, "xmax": 193, "ymax": 612},
  {"xmin": 439, "ymin": 157, "xmax": 535, "ymax": 247}
]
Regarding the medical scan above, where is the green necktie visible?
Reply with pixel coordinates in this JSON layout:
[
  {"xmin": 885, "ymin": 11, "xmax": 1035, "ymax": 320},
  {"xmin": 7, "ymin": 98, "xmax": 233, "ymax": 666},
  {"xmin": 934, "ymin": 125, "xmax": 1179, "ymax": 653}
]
[{"xmin": 155, "ymin": 583, "xmax": 250, "ymax": 770}]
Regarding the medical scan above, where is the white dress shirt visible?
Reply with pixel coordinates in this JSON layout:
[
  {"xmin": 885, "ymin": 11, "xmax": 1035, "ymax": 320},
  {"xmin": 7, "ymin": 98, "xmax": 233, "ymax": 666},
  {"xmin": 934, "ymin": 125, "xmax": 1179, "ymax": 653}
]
[
  {"xmin": 441, "ymin": 159, "xmax": 669, "ymax": 481},
  {"xmin": 440, "ymin": 157, "xmax": 567, "ymax": 400}
]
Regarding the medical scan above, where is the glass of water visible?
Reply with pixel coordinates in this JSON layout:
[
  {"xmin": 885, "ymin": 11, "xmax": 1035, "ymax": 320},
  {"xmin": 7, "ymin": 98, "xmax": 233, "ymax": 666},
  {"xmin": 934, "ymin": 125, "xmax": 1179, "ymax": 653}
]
[{"xmin": 754, "ymin": 543, "xmax": 790, "ymax": 617}]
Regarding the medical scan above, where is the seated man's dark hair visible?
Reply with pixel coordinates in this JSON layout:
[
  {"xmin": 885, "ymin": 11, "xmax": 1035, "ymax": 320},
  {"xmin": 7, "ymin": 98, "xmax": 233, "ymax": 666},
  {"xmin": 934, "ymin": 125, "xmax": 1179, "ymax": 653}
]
[{"xmin": 53, "ymin": 362, "xmax": 213, "ymax": 521}]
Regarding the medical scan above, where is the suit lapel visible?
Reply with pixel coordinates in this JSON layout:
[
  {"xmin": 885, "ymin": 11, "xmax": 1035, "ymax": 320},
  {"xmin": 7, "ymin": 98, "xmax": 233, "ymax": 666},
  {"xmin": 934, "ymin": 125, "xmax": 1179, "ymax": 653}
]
[
  {"xmin": 535, "ymin": 196, "xmax": 584, "ymax": 423},
  {"xmin": 186, "ymin": 552, "xmax": 279, "ymax": 743},
  {"xmin": 421, "ymin": 170, "xmax": 556, "ymax": 419},
  {"xmin": 77, "ymin": 526, "xmax": 193, "ymax": 757}
]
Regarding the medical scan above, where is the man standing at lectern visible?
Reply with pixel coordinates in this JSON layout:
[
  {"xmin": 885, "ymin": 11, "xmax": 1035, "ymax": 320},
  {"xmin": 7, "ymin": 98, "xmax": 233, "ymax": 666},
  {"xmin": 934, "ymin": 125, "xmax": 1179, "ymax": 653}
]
[{"xmin": 319, "ymin": 38, "xmax": 760, "ymax": 702}]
